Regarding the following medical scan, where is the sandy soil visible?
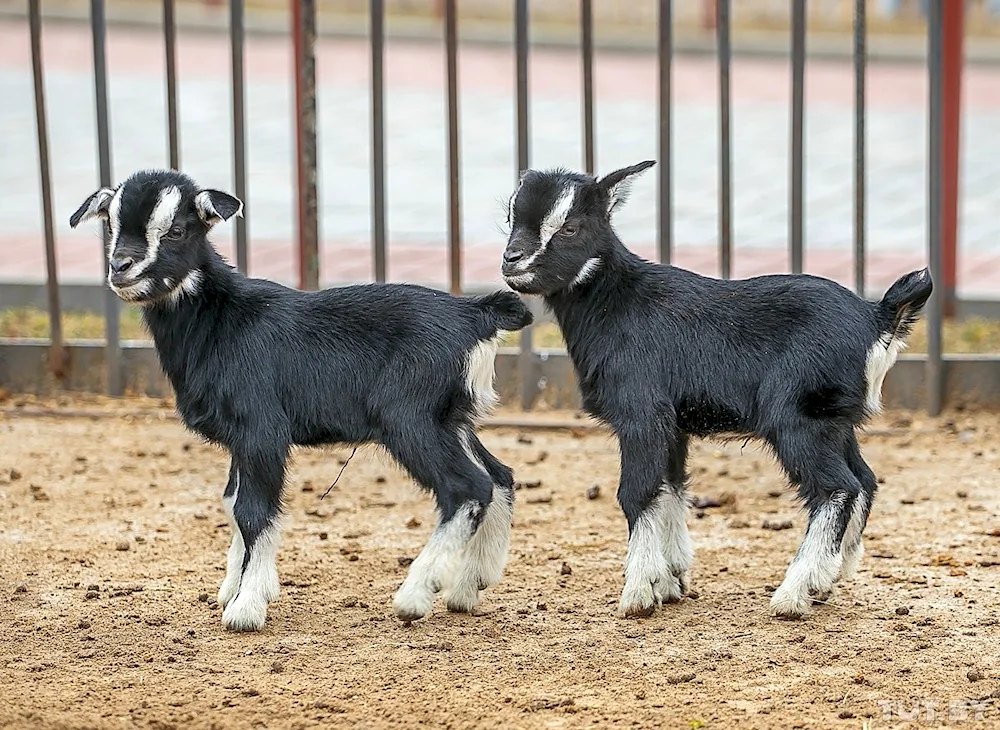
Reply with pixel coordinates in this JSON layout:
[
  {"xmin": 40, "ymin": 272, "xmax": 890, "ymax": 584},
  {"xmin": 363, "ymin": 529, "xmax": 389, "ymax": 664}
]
[{"xmin": 2, "ymin": 398, "xmax": 999, "ymax": 729}]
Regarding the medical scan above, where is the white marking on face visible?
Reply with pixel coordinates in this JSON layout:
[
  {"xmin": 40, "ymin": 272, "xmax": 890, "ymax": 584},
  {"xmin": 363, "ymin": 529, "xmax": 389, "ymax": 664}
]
[
  {"xmin": 130, "ymin": 185, "xmax": 182, "ymax": 279},
  {"xmin": 770, "ymin": 492, "xmax": 847, "ymax": 618},
  {"xmin": 569, "ymin": 257, "xmax": 601, "ymax": 289},
  {"xmin": 864, "ymin": 334, "xmax": 907, "ymax": 414},
  {"xmin": 465, "ymin": 337, "xmax": 500, "ymax": 417},
  {"xmin": 107, "ymin": 186, "xmax": 125, "ymax": 263},
  {"xmin": 513, "ymin": 184, "xmax": 578, "ymax": 274}
]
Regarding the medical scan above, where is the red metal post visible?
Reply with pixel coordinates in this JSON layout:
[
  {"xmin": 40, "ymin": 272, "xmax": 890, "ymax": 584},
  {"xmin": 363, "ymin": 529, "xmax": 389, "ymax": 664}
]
[
  {"xmin": 940, "ymin": 1, "xmax": 963, "ymax": 317},
  {"xmin": 292, "ymin": 0, "xmax": 319, "ymax": 290}
]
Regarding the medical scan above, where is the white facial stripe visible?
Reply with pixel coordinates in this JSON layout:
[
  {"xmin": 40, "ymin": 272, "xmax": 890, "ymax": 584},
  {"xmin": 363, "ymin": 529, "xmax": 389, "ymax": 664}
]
[
  {"xmin": 539, "ymin": 185, "xmax": 577, "ymax": 245},
  {"xmin": 107, "ymin": 187, "xmax": 125, "ymax": 263},
  {"xmin": 129, "ymin": 186, "xmax": 182, "ymax": 279}
]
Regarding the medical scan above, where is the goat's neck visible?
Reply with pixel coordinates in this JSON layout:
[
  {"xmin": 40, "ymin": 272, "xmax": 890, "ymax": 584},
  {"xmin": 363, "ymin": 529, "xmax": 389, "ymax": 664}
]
[{"xmin": 141, "ymin": 252, "xmax": 237, "ymax": 390}]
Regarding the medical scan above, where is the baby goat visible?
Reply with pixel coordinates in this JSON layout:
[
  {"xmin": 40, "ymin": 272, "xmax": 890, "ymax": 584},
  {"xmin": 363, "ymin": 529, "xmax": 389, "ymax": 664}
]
[
  {"xmin": 70, "ymin": 169, "xmax": 533, "ymax": 631},
  {"xmin": 501, "ymin": 161, "xmax": 932, "ymax": 619}
]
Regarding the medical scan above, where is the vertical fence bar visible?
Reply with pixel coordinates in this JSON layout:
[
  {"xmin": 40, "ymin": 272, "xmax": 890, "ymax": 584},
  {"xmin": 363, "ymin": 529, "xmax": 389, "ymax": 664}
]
[
  {"xmin": 581, "ymin": 0, "xmax": 595, "ymax": 175},
  {"xmin": 29, "ymin": 0, "xmax": 66, "ymax": 378},
  {"xmin": 90, "ymin": 0, "xmax": 121, "ymax": 396},
  {"xmin": 293, "ymin": 0, "xmax": 320, "ymax": 290},
  {"xmin": 445, "ymin": 0, "xmax": 461, "ymax": 294},
  {"xmin": 515, "ymin": 0, "xmax": 535, "ymax": 411},
  {"xmin": 371, "ymin": 0, "xmax": 387, "ymax": 283},
  {"xmin": 230, "ymin": 0, "xmax": 248, "ymax": 273},
  {"xmin": 717, "ymin": 0, "xmax": 732, "ymax": 279},
  {"xmin": 926, "ymin": 2, "xmax": 944, "ymax": 416},
  {"xmin": 163, "ymin": 0, "xmax": 180, "ymax": 169},
  {"xmin": 941, "ymin": 1, "xmax": 964, "ymax": 317},
  {"xmin": 789, "ymin": 0, "xmax": 805, "ymax": 274},
  {"xmin": 657, "ymin": 0, "xmax": 672, "ymax": 264},
  {"xmin": 853, "ymin": 0, "xmax": 865, "ymax": 297}
]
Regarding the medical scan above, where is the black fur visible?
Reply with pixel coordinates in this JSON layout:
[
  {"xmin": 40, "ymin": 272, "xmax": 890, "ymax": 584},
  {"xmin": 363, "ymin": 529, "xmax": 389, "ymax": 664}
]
[
  {"xmin": 502, "ymin": 161, "xmax": 932, "ymax": 617},
  {"xmin": 71, "ymin": 169, "xmax": 532, "ymax": 629}
]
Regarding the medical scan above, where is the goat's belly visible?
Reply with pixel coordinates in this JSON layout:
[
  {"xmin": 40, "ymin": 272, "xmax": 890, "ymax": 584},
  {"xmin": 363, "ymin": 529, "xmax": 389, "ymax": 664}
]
[{"xmin": 676, "ymin": 398, "xmax": 745, "ymax": 436}]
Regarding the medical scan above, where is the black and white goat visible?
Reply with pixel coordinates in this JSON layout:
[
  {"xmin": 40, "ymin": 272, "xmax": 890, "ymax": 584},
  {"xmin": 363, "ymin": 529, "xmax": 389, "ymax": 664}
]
[
  {"xmin": 501, "ymin": 161, "xmax": 932, "ymax": 619},
  {"xmin": 70, "ymin": 169, "xmax": 533, "ymax": 631}
]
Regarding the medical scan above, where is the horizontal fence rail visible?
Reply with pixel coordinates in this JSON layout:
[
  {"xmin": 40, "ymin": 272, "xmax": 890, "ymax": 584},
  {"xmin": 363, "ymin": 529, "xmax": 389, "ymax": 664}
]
[{"xmin": 10, "ymin": 0, "xmax": 989, "ymax": 417}]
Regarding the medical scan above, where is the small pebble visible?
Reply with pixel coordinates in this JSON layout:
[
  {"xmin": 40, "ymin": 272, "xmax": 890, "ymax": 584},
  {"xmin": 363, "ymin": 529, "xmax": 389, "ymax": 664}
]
[
  {"xmin": 767, "ymin": 490, "xmax": 783, "ymax": 498},
  {"xmin": 560, "ymin": 562, "xmax": 572, "ymax": 576},
  {"xmin": 405, "ymin": 517, "xmax": 421, "ymax": 529},
  {"xmin": 348, "ymin": 554, "xmax": 359, "ymax": 562},
  {"xmin": 516, "ymin": 434, "xmax": 533, "ymax": 444},
  {"xmin": 900, "ymin": 497, "xmax": 915, "ymax": 505},
  {"xmin": 968, "ymin": 669, "xmax": 984, "ymax": 682},
  {"xmin": 318, "ymin": 532, "xmax": 328, "ymax": 540},
  {"xmin": 77, "ymin": 619, "xmax": 91, "ymax": 629},
  {"xmin": 536, "ymin": 602, "xmax": 548, "ymax": 611},
  {"xmin": 271, "ymin": 660, "xmax": 284, "ymax": 673},
  {"xmin": 375, "ymin": 476, "xmax": 386, "ymax": 484},
  {"xmin": 956, "ymin": 490, "xmax": 968, "ymax": 499},
  {"xmin": 398, "ymin": 556, "xmax": 414, "ymax": 567},
  {"xmin": 586, "ymin": 485, "xmax": 601, "ymax": 500},
  {"xmin": 895, "ymin": 606, "xmax": 910, "ymax": 616},
  {"xmin": 85, "ymin": 591, "xmax": 99, "ymax": 600},
  {"xmin": 115, "ymin": 540, "xmax": 131, "ymax": 552},
  {"xmin": 838, "ymin": 710, "xmax": 855, "ymax": 719},
  {"xmin": 667, "ymin": 673, "xmax": 696, "ymax": 685},
  {"xmin": 87, "ymin": 584, "xmax": 99, "ymax": 592},
  {"xmin": 687, "ymin": 590, "xmax": 699, "ymax": 600},
  {"xmin": 15, "ymin": 584, "xmax": 27, "ymax": 594},
  {"xmin": 762, "ymin": 520, "xmax": 794, "ymax": 531},
  {"xmin": 198, "ymin": 593, "xmax": 209, "ymax": 603}
]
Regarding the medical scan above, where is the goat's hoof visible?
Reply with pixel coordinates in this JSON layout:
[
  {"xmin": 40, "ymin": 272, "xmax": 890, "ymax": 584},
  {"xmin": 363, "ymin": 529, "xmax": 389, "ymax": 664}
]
[
  {"xmin": 393, "ymin": 587, "xmax": 434, "ymax": 623},
  {"xmin": 444, "ymin": 583, "xmax": 481, "ymax": 614},
  {"xmin": 222, "ymin": 594, "xmax": 268, "ymax": 632},
  {"xmin": 769, "ymin": 584, "xmax": 812, "ymax": 619}
]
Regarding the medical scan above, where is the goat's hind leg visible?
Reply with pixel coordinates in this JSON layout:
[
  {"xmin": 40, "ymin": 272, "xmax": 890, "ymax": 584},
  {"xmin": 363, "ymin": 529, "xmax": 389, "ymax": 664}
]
[
  {"xmin": 444, "ymin": 429, "xmax": 515, "ymax": 614},
  {"xmin": 770, "ymin": 429, "xmax": 859, "ymax": 619},
  {"xmin": 389, "ymin": 425, "xmax": 494, "ymax": 622},
  {"xmin": 840, "ymin": 433, "xmax": 878, "ymax": 582},
  {"xmin": 218, "ymin": 459, "xmax": 245, "ymax": 608},
  {"xmin": 221, "ymin": 447, "xmax": 286, "ymax": 632}
]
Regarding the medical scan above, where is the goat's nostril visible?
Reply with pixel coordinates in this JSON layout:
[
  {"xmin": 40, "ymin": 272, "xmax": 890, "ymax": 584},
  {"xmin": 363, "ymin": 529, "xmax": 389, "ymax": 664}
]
[
  {"xmin": 110, "ymin": 256, "xmax": 135, "ymax": 275},
  {"xmin": 503, "ymin": 249, "xmax": 525, "ymax": 265}
]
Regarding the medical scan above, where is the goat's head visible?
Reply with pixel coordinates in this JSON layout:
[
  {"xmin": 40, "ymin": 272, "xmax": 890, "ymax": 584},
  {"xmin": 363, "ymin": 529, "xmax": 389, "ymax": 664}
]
[
  {"xmin": 69, "ymin": 169, "xmax": 242, "ymax": 305},
  {"xmin": 501, "ymin": 160, "xmax": 655, "ymax": 296}
]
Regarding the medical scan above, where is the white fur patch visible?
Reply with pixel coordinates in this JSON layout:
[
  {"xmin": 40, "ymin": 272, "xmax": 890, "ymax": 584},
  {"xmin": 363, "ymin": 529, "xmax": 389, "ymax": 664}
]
[
  {"xmin": 195, "ymin": 190, "xmax": 244, "ymax": 227},
  {"xmin": 569, "ymin": 257, "xmax": 601, "ymax": 289},
  {"xmin": 393, "ymin": 503, "xmax": 479, "ymax": 621},
  {"xmin": 109, "ymin": 277, "xmax": 155, "ymax": 302},
  {"xmin": 222, "ymin": 523, "xmax": 281, "ymax": 632},
  {"xmin": 770, "ymin": 493, "xmax": 847, "ymax": 618},
  {"xmin": 619, "ymin": 489, "xmax": 692, "ymax": 616},
  {"xmin": 839, "ymin": 490, "xmax": 869, "ymax": 581},
  {"xmin": 126, "ymin": 185, "xmax": 182, "ymax": 280},
  {"xmin": 864, "ymin": 335, "xmax": 907, "ymax": 414},
  {"xmin": 107, "ymin": 186, "xmax": 125, "ymax": 263},
  {"xmin": 164, "ymin": 270, "xmax": 203, "ymax": 306},
  {"xmin": 75, "ymin": 187, "xmax": 115, "ymax": 227},
  {"xmin": 465, "ymin": 337, "xmax": 500, "ymax": 417},
  {"xmin": 504, "ymin": 273, "xmax": 536, "ymax": 288},
  {"xmin": 512, "ymin": 184, "xmax": 577, "ymax": 274},
  {"xmin": 218, "ymin": 475, "xmax": 244, "ymax": 608}
]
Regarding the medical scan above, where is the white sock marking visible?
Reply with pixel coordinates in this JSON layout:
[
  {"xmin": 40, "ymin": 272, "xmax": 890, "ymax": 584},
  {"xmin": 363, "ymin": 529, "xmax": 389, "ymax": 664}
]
[
  {"xmin": 222, "ymin": 523, "xmax": 281, "ymax": 632},
  {"xmin": 771, "ymin": 493, "xmax": 847, "ymax": 618},
  {"xmin": 840, "ymin": 490, "xmax": 869, "ymax": 581},
  {"xmin": 620, "ymin": 488, "xmax": 692, "ymax": 616},
  {"xmin": 218, "ymin": 473, "xmax": 244, "ymax": 608}
]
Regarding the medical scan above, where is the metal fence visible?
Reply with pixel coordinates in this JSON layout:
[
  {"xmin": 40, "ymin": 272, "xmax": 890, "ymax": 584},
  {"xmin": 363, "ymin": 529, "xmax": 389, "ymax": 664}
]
[{"xmin": 21, "ymin": 0, "xmax": 971, "ymax": 415}]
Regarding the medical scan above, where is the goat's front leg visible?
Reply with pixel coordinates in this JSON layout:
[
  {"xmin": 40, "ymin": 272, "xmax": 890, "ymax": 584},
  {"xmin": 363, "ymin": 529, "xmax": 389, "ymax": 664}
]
[
  {"xmin": 220, "ymin": 446, "xmax": 287, "ymax": 632},
  {"xmin": 616, "ymin": 426, "xmax": 692, "ymax": 617}
]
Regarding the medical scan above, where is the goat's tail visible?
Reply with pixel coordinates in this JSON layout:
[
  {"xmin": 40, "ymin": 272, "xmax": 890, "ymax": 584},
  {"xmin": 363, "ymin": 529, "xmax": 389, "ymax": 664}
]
[
  {"xmin": 876, "ymin": 267, "xmax": 933, "ymax": 340},
  {"xmin": 472, "ymin": 291, "xmax": 534, "ymax": 333}
]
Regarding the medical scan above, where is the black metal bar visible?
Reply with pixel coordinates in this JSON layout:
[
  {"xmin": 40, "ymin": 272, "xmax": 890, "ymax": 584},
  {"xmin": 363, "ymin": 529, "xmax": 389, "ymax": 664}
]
[
  {"xmin": 718, "ymin": 0, "xmax": 732, "ymax": 279},
  {"xmin": 230, "ymin": 0, "xmax": 248, "ymax": 273},
  {"xmin": 927, "ymin": 2, "xmax": 944, "ymax": 416},
  {"xmin": 581, "ymin": 0, "xmax": 595, "ymax": 175},
  {"xmin": 515, "ymin": 0, "xmax": 534, "ymax": 411},
  {"xmin": 90, "ymin": 0, "xmax": 121, "ymax": 396},
  {"xmin": 790, "ymin": 0, "xmax": 805, "ymax": 274},
  {"xmin": 445, "ymin": 0, "xmax": 461, "ymax": 294},
  {"xmin": 853, "ymin": 0, "xmax": 865, "ymax": 297},
  {"xmin": 163, "ymin": 0, "xmax": 180, "ymax": 169},
  {"xmin": 29, "ymin": 0, "xmax": 66, "ymax": 378},
  {"xmin": 657, "ymin": 0, "xmax": 672, "ymax": 265},
  {"xmin": 371, "ymin": 0, "xmax": 387, "ymax": 283},
  {"xmin": 293, "ymin": 0, "xmax": 319, "ymax": 290}
]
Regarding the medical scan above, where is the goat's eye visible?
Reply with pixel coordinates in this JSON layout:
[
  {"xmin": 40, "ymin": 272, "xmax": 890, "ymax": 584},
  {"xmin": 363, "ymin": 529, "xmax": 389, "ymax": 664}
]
[
  {"xmin": 561, "ymin": 224, "xmax": 578, "ymax": 237},
  {"xmin": 163, "ymin": 225, "xmax": 184, "ymax": 241}
]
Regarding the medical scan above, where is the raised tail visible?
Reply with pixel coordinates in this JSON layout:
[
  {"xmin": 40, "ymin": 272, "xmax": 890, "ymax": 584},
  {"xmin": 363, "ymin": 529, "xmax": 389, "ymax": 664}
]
[
  {"xmin": 473, "ymin": 291, "xmax": 534, "ymax": 333},
  {"xmin": 876, "ymin": 267, "xmax": 933, "ymax": 340}
]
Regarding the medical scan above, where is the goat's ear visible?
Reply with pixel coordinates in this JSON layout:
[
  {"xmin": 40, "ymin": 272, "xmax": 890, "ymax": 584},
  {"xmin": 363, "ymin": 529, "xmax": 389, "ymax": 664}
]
[
  {"xmin": 68, "ymin": 187, "xmax": 115, "ymax": 228},
  {"xmin": 195, "ymin": 189, "xmax": 244, "ymax": 227},
  {"xmin": 597, "ymin": 160, "xmax": 656, "ymax": 216}
]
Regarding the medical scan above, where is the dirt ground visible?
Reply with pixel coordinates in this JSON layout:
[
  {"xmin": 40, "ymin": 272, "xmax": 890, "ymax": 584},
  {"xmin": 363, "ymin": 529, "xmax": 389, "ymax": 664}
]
[{"xmin": 2, "ymin": 397, "xmax": 999, "ymax": 730}]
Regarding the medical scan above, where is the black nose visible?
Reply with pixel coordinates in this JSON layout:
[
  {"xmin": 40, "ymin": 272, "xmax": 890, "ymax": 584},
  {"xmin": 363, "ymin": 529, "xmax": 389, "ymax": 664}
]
[
  {"xmin": 110, "ymin": 256, "xmax": 135, "ymax": 275},
  {"xmin": 503, "ymin": 248, "xmax": 525, "ymax": 265}
]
